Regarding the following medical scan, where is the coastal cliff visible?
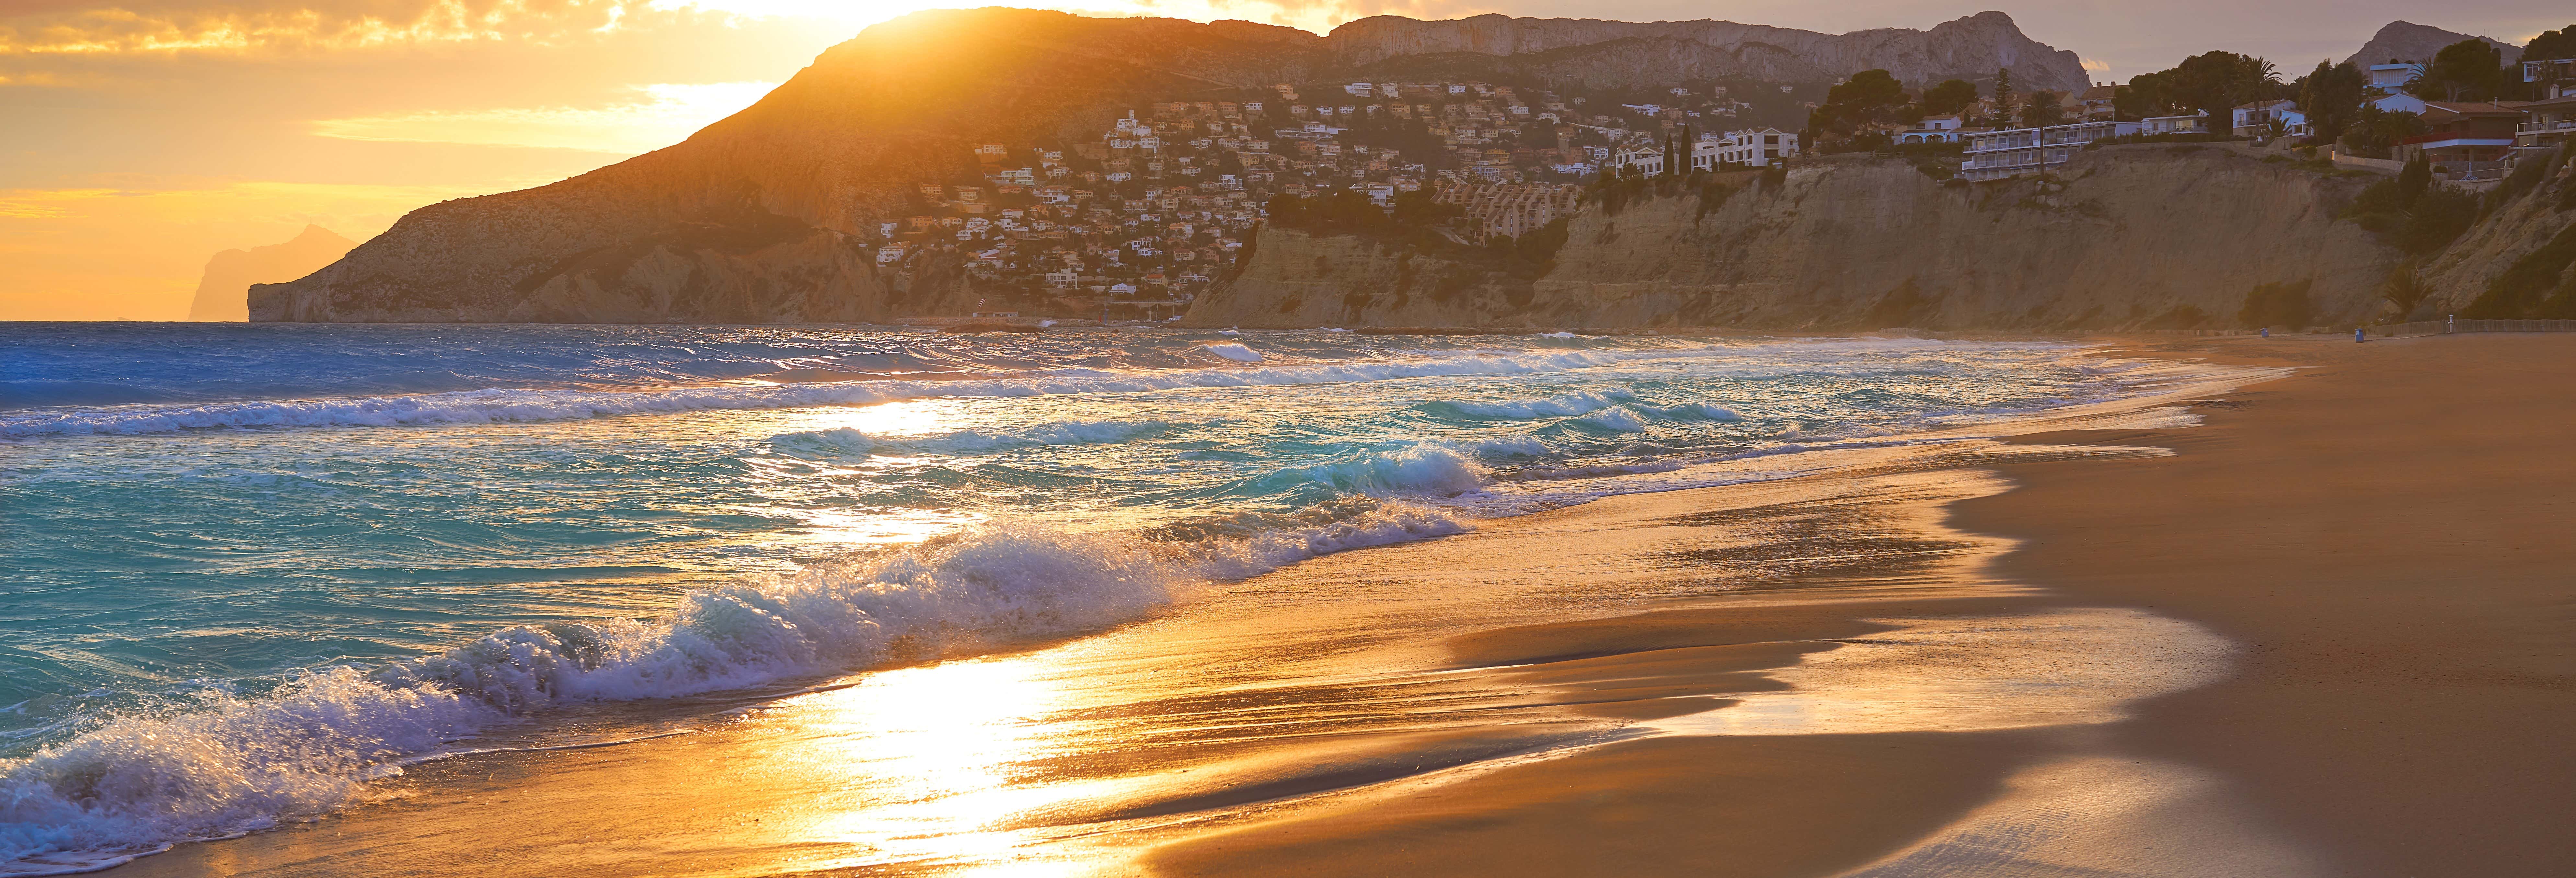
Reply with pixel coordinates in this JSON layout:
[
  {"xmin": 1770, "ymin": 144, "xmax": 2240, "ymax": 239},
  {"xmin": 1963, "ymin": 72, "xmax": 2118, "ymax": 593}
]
[
  {"xmin": 251, "ymin": 8, "xmax": 2098, "ymax": 324},
  {"xmin": 252, "ymin": 11, "xmax": 1321, "ymax": 323},
  {"xmin": 1188, "ymin": 148, "xmax": 2412, "ymax": 331}
]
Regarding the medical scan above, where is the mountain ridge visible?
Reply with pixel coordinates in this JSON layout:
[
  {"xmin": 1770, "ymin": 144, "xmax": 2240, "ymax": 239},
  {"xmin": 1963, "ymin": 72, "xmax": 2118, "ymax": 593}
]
[
  {"xmin": 249, "ymin": 8, "xmax": 2095, "ymax": 324},
  {"xmin": 2342, "ymin": 20, "xmax": 2523, "ymax": 68}
]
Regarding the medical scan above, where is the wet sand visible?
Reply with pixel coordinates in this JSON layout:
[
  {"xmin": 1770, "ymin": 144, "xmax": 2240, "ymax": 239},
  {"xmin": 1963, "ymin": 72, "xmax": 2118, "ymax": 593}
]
[
  {"xmin": 113, "ymin": 334, "xmax": 2571, "ymax": 876},
  {"xmin": 1952, "ymin": 333, "xmax": 2576, "ymax": 875}
]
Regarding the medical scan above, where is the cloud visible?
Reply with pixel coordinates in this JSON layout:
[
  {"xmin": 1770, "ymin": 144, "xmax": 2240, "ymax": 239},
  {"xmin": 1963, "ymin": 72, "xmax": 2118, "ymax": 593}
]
[
  {"xmin": 2082, "ymin": 57, "xmax": 2111, "ymax": 72},
  {"xmin": 310, "ymin": 81, "xmax": 776, "ymax": 152},
  {"xmin": 0, "ymin": 1, "xmax": 715, "ymax": 55}
]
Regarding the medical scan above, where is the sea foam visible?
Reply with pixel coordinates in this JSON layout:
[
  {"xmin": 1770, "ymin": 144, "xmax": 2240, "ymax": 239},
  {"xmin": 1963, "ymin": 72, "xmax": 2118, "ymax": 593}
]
[
  {"xmin": 2, "ymin": 349, "xmax": 1656, "ymax": 439},
  {"xmin": 0, "ymin": 506, "xmax": 1468, "ymax": 871}
]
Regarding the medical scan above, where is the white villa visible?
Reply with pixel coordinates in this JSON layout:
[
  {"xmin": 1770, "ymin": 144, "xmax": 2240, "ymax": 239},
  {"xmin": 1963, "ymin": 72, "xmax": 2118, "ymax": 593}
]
[
  {"xmin": 2232, "ymin": 99, "xmax": 2311, "ymax": 138},
  {"xmin": 1896, "ymin": 114, "xmax": 1966, "ymax": 144},
  {"xmin": 1696, "ymin": 128, "xmax": 1800, "ymax": 168},
  {"xmin": 1608, "ymin": 146, "xmax": 1665, "ymax": 176},
  {"xmin": 2368, "ymin": 63, "xmax": 2429, "ymax": 113}
]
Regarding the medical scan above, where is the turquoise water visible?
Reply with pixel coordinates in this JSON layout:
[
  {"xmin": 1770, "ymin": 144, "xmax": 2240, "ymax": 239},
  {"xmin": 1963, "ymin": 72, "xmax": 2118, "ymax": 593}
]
[{"xmin": 1, "ymin": 323, "xmax": 2160, "ymax": 870}]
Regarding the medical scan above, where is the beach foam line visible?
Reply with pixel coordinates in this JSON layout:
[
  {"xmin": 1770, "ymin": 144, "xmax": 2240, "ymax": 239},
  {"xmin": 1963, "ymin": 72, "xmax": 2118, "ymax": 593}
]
[
  {"xmin": 0, "ymin": 350, "xmax": 1651, "ymax": 438},
  {"xmin": 0, "ymin": 502, "xmax": 1469, "ymax": 873},
  {"xmin": 0, "ymin": 338, "xmax": 2026, "ymax": 439}
]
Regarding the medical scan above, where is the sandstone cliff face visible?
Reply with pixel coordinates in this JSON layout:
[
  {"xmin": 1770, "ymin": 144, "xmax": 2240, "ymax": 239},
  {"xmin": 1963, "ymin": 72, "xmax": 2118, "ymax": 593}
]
[
  {"xmin": 2419, "ymin": 153, "xmax": 2576, "ymax": 317},
  {"xmin": 1189, "ymin": 148, "xmax": 2407, "ymax": 331},
  {"xmin": 1328, "ymin": 11, "xmax": 2092, "ymax": 93}
]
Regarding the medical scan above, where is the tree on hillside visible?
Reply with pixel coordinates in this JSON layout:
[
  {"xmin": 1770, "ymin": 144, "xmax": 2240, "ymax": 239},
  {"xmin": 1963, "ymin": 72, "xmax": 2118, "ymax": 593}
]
[
  {"xmin": 2020, "ymin": 91, "xmax": 2067, "ymax": 127},
  {"xmin": 2528, "ymin": 24, "xmax": 2576, "ymax": 59},
  {"xmin": 2340, "ymin": 104, "xmax": 2427, "ymax": 159},
  {"xmin": 2410, "ymin": 39, "xmax": 2508, "ymax": 101},
  {"xmin": 1806, "ymin": 69, "xmax": 1909, "ymax": 146},
  {"xmin": 2525, "ymin": 25, "xmax": 2576, "ymax": 98},
  {"xmin": 2295, "ymin": 60, "xmax": 2368, "ymax": 143},
  {"xmin": 1920, "ymin": 79, "xmax": 1979, "ymax": 117},
  {"xmin": 2122, "ymin": 51, "xmax": 2279, "ymax": 131},
  {"xmin": 1989, "ymin": 68, "xmax": 2016, "ymax": 126}
]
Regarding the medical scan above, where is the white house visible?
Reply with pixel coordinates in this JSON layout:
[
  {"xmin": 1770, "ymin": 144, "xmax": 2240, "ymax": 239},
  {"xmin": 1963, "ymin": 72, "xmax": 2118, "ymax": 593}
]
[
  {"xmin": 2367, "ymin": 63, "xmax": 2429, "ymax": 113},
  {"xmin": 1897, "ymin": 114, "xmax": 1966, "ymax": 144},
  {"xmin": 2231, "ymin": 99, "xmax": 2310, "ymax": 138},
  {"xmin": 1608, "ymin": 146, "xmax": 1665, "ymax": 176},
  {"xmin": 1698, "ymin": 128, "xmax": 1799, "ymax": 167}
]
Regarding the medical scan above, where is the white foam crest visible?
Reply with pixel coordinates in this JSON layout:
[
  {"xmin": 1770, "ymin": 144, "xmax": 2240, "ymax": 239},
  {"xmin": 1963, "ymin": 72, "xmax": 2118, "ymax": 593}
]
[
  {"xmin": 1578, "ymin": 407, "xmax": 1650, "ymax": 432},
  {"xmin": 4, "ymin": 349, "xmax": 1651, "ymax": 439},
  {"xmin": 906, "ymin": 419, "xmax": 1179, "ymax": 452},
  {"xmin": 0, "ymin": 669, "xmax": 493, "ymax": 871},
  {"xmin": 1297, "ymin": 442, "xmax": 1490, "ymax": 496},
  {"xmin": 1198, "ymin": 501, "xmax": 1472, "ymax": 579},
  {"xmin": 0, "ymin": 506, "xmax": 1483, "ymax": 872},
  {"xmin": 765, "ymin": 427, "xmax": 876, "ymax": 457},
  {"xmin": 1447, "ymin": 389, "xmax": 1630, "ymax": 418},
  {"xmin": 1202, "ymin": 342, "xmax": 1262, "ymax": 362}
]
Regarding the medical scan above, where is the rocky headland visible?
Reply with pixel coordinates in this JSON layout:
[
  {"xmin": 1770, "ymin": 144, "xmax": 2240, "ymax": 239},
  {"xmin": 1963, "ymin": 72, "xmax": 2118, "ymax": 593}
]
[{"xmin": 250, "ymin": 9, "xmax": 2576, "ymax": 330}]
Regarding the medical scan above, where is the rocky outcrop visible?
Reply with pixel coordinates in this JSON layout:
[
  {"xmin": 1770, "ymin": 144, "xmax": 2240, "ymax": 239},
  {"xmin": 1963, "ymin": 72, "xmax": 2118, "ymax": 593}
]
[
  {"xmin": 189, "ymin": 225, "xmax": 353, "ymax": 321},
  {"xmin": 1328, "ymin": 11, "xmax": 2092, "ymax": 92},
  {"xmin": 2343, "ymin": 20, "xmax": 2522, "ymax": 68},
  {"xmin": 1188, "ymin": 148, "xmax": 2411, "ymax": 331}
]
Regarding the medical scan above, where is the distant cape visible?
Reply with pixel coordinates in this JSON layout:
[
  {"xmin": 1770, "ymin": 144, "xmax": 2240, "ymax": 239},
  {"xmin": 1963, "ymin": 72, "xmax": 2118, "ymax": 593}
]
[{"xmin": 188, "ymin": 225, "xmax": 356, "ymax": 321}]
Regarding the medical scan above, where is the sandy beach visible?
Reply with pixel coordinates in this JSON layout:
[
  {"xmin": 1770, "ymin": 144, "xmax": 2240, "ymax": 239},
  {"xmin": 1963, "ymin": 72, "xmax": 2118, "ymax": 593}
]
[{"xmin": 105, "ymin": 333, "xmax": 2573, "ymax": 877}]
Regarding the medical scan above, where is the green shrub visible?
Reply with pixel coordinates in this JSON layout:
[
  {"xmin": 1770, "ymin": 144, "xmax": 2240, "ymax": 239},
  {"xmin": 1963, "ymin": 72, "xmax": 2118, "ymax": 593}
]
[
  {"xmin": 2238, "ymin": 279, "xmax": 2315, "ymax": 328},
  {"xmin": 2380, "ymin": 261, "xmax": 2433, "ymax": 319},
  {"xmin": 2396, "ymin": 188, "xmax": 2480, "ymax": 254},
  {"xmin": 2460, "ymin": 223, "xmax": 2576, "ymax": 318}
]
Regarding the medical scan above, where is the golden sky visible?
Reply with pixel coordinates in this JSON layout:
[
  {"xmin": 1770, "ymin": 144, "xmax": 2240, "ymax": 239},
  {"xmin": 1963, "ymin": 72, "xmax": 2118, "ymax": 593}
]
[{"xmin": 2, "ymin": 0, "xmax": 2563, "ymax": 321}]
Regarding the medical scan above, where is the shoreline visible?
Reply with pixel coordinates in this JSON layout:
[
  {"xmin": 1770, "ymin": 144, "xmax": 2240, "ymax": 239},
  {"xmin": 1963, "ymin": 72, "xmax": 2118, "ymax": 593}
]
[
  {"xmin": 86, "ymin": 339, "xmax": 2266, "ymax": 877},
  {"xmin": 79, "ymin": 334, "xmax": 2574, "ymax": 875},
  {"xmin": 1951, "ymin": 333, "xmax": 2576, "ymax": 874}
]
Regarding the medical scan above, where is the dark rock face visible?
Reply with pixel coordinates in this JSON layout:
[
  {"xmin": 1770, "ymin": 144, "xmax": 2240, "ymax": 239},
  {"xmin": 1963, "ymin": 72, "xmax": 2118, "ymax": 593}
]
[
  {"xmin": 255, "ymin": 8, "xmax": 2097, "ymax": 324},
  {"xmin": 2342, "ymin": 20, "xmax": 2522, "ymax": 68}
]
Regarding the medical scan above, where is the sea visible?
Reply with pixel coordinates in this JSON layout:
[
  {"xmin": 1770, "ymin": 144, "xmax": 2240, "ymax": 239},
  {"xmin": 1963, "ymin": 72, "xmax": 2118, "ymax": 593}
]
[{"xmin": 1, "ymin": 322, "xmax": 2206, "ymax": 872}]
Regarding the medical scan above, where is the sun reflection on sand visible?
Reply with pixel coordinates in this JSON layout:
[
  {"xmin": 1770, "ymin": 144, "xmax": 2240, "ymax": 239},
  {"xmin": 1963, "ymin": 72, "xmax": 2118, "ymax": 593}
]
[{"xmin": 771, "ymin": 651, "xmax": 1141, "ymax": 872}]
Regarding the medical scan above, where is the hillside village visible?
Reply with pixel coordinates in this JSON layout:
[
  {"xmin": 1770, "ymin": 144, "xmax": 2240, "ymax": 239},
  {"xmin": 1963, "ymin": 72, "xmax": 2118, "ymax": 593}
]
[
  {"xmin": 873, "ymin": 79, "xmax": 1816, "ymax": 318},
  {"xmin": 873, "ymin": 20, "xmax": 2572, "ymax": 324}
]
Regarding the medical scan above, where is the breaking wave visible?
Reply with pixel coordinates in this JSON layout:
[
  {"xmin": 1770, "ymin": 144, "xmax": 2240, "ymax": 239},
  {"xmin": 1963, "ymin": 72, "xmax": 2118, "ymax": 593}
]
[
  {"xmin": 3, "ymin": 350, "xmax": 1655, "ymax": 439},
  {"xmin": 1443, "ymin": 390, "xmax": 1630, "ymax": 419},
  {"xmin": 0, "ymin": 505, "xmax": 1468, "ymax": 871}
]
